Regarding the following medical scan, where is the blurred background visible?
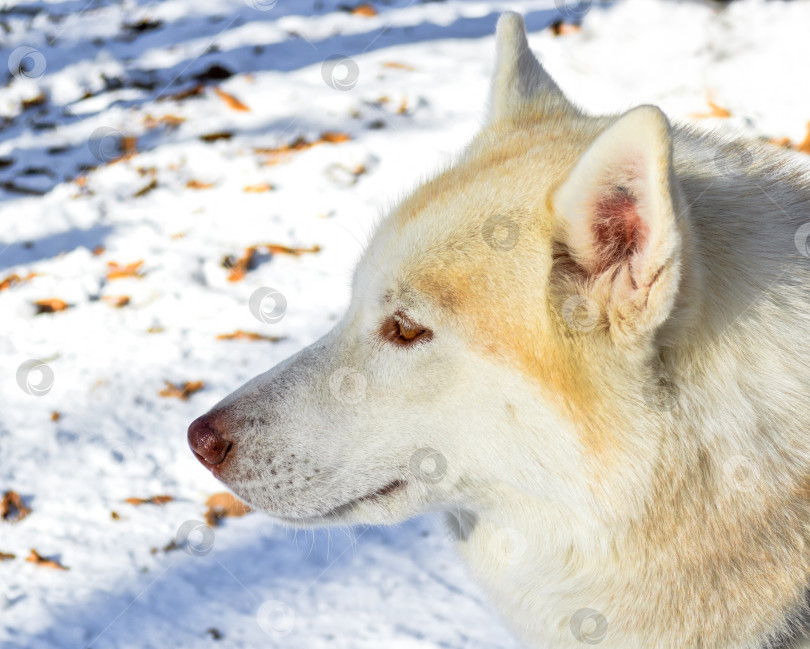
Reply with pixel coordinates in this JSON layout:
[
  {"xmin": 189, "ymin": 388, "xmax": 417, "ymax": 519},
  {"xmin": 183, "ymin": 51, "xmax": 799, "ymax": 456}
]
[{"xmin": 0, "ymin": 0, "xmax": 808, "ymax": 647}]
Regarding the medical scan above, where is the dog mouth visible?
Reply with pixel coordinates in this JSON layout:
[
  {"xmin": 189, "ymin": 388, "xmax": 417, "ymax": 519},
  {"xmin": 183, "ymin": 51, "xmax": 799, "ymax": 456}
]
[{"xmin": 274, "ymin": 479, "xmax": 408, "ymax": 524}]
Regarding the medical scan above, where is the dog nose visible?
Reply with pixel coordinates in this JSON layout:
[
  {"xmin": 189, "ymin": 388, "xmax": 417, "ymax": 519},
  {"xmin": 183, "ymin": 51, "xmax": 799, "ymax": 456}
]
[{"xmin": 188, "ymin": 415, "xmax": 233, "ymax": 467}]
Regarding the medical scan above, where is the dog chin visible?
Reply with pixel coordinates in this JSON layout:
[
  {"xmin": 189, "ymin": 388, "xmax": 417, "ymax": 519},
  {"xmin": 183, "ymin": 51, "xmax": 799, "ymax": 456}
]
[{"xmin": 250, "ymin": 479, "xmax": 415, "ymax": 528}]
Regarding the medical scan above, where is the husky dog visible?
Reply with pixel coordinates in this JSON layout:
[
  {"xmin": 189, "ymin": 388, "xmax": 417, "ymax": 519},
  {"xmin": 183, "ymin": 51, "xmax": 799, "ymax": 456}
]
[{"xmin": 189, "ymin": 12, "xmax": 810, "ymax": 649}]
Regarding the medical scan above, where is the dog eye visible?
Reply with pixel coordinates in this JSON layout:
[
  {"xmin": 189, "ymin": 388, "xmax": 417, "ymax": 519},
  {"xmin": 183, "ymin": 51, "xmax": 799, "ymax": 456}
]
[{"xmin": 381, "ymin": 314, "xmax": 432, "ymax": 346}]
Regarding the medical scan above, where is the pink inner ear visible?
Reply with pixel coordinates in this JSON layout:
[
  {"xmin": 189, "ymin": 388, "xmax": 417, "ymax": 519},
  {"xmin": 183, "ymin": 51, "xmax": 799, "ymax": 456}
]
[{"xmin": 592, "ymin": 188, "xmax": 648, "ymax": 273}]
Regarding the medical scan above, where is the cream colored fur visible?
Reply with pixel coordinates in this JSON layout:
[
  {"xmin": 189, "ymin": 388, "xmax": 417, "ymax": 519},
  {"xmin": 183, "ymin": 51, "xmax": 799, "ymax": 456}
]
[{"xmin": 194, "ymin": 12, "xmax": 810, "ymax": 649}]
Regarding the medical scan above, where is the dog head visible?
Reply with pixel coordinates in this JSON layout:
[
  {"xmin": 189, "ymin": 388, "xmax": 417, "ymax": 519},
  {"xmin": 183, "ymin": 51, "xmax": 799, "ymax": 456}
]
[{"xmin": 188, "ymin": 12, "xmax": 693, "ymax": 529}]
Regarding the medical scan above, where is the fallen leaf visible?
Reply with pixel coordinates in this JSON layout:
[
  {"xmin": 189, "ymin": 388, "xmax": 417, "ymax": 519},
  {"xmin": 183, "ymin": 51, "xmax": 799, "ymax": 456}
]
[
  {"xmin": 0, "ymin": 272, "xmax": 35, "ymax": 291},
  {"xmin": 382, "ymin": 61, "xmax": 415, "ymax": 70},
  {"xmin": 0, "ymin": 551, "xmax": 15, "ymax": 561},
  {"xmin": 92, "ymin": 245, "xmax": 105, "ymax": 256},
  {"xmin": 125, "ymin": 495, "xmax": 174, "ymax": 506},
  {"xmin": 162, "ymin": 83, "xmax": 205, "ymax": 102},
  {"xmin": 348, "ymin": 3, "xmax": 377, "ymax": 16},
  {"xmin": 207, "ymin": 628, "xmax": 223, "ymax": 640},
  {"xmin": 147, "ymin": 325, "xmax": 164, "ymax": 333},
  {"xmin": 255, "ymin": 132, "xmax": 351, "ymax": 165},
  {"xmin": 1, "ymin": 491, "xmax": 31, "ymax": 523},
  {"xmin": 144, "ymin": 114, "xmax": 186, "ymax": 130},
  {"xmin": 224, "ymin": 246, "xmax": 257, "ymax": 282},
  {"xmin": 50, "ymin": 411, "xmax": 60, "ymax": 421},
  {"xmin": 797, "ymin": 122, "xmax": 810, "ymax": 154},
  {"xmin": 186, "ymin": 179, "xmax": 214, "ymax": 190},
  {"xmin": 692, "ymin": 99, "xmax": 731, "ymax": 119},
  {"xmin": 205, "ymin": 492, "xmax": 252, "ymax": 527},
  {"xmin": 133, "ymin": 178, "xmax": 158, "ymax": 197},
  {"xmin": 264, "ymin": 243, "xmax": 321, "ymax": 256},
  {"xmin": 33, "ymin": 298, "xmax": 69, "ymax": 314},
  {"xmin": 243, "ymin": 182, "xmax": 274, "ymax": 193},
  {"xmin": 111, "ymin": 511, "xmax": 121, "ymax": 520},
  {"xmin": 107, "ymin": 260, "xmax": 144, "ymax": 280},
  {"xmin": 200, "ymin": 131, "xmax": 233, "ymax": 142},
  {"xmin": 216, "ymin": 330, "xmax": 284, "ymax": 342},
  {"xmin": 102, "ymin": 295, "xmax": 130, "ymax": 308},
  {"xmin": 213, "ymin": 86, "xmax": 250, "ymax": 112},
  {"xmin": 320, "ymin": 131, "xmax": 351, "ymax": 144},
  {"xmin": 22, "ymin": 93, "xmax": 47, "ymax": 110},
  {"xmin": 159, "ymin": 381, "xmax": 205, "ymax": 400},
  {"xmin": 26, "ymin": 549, "xmax": 68, "ymax": 571},
  {"xmin": 549, "ymin": 20, "xmax": 581, "ymax": 36}
]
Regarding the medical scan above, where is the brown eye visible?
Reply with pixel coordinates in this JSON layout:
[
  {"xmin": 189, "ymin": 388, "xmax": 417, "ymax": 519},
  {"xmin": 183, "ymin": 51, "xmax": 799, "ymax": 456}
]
[{"xmin": 380, "ymin": 313, "xmax": 432, "ymax": 346}]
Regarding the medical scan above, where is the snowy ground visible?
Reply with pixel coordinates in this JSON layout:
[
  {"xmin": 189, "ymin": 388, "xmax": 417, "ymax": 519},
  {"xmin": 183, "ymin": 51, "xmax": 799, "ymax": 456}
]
[{"xmin": 1, "ymin": 0, "xmax": 809, "ymax": 647}]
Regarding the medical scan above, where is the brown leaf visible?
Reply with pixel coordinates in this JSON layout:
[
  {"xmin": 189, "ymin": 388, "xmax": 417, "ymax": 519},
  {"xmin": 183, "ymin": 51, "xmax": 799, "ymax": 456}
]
[
  {"xmin": 107, "ymin": 260, "xmax": 144, "ymax": 281},
  {"xmin": 1, "ymin": 491, "xmax": 31, "ymax": 523},
  {"xmin": 549, "ymin": 20, "xmax": 581, "ymax": 36},
  {"xmin": 102, "ymin": 295, "xmax": 130, "ymax": 308},
  {"xmin": 162, "ymin": 83, "xmax": 205, "ymax": 102},
  {"xmin": 33, "ymin": 298, "xmax": 70, "ymax": 314},
  {"xmin": 243, "ymin": 182, "xmax": 274, "ymax": 193},
  {"xmin": 691, "ymin": 99, "xmax": 731, "ymax": 119},
  {"xmin": 50, "ymin": 411, "xmax": 61, "ymax": 421},
  {"xmin": 144, "ymin": 114, "xmax": 186, "ymax": 130},
  {"xmin": 92, "ymin": 245, "xmax": 105, "ymax": 256},
  {"xmin": 125, "ymin": 495, "xmax": 174, "ymax": 506},
  {"xmin": 205, "ymin": 492, "xmax": 252, "ymax": 527},
  {"xmin": 225, "ymin": 246, "xmax": 257, "ymax": 282},
  {"xmin": 0, "ymin": 551, "xmax": 15, "ymax": 561},
  {"xmin": 797, "ymin": 122, "xmax": 810, "ymax": 154},
  {"xmin": 111, "ymin": 511, "xmax": 121, "ymax": 521},
  {"xmin": 158, "ymin": 380, "xmax": 205, "ymax": 400},
  {"xmin": 199, "ymin": 131, "xmax": 233, "ymax": 143},
  {"xmin": 320, "ymin": 131, "xmax": 351, "ymax": 144},
  {"xmin": 255, "ymin": 132, "xmax": 351, "ymax": 165},
  {"xmin": 382, "ymin": 61, "xmax": 415, "ymax": 71},
  {"xmin": 216, "ymin": 330, "xmax": 284, "ymax": 342},
  {"xmin": 349, "ymin": 3, "xmax": 377, "ymax": 16},
  {"xmin": 186, "ymin": 179, "xmax": 214, "ymax": 190},
  {"xmin": 263, "ymin": 243, "xmax": 321, "ymax": 256},
  {"xmin": 26, "ymin": 549, "xmax": 68, "ymax": 570},
  {"xmin": 213, "ymin": 87, "xmax": 250, "ymax": 112},
  {"xmin": 133, "ymin": 178, "xmax": 158, "ymax": 197},
  {"xmin": 0, "ymin": 272, "xmax": 35, "ymax": 291}
]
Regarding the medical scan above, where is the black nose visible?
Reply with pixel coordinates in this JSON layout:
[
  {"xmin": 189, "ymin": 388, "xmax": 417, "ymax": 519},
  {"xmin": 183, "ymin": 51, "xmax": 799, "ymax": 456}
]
[{"xmin": 188, "ymin": 415, "xmax": 233, "ymax": 467}]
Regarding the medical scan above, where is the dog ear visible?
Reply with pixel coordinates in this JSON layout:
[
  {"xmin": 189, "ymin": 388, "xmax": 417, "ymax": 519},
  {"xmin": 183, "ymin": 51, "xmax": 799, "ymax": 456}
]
[
  {"xmin": 553, "ymin": 105, "xmax": 684, "ymax": 337},
  {"xmin": 489, "ymin": 12, "xmax": 575, "ymax": 123}
]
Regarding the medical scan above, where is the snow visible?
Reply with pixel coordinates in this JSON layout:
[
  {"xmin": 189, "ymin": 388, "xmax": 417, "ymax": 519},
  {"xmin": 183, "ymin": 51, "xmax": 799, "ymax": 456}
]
[{"xmin": 1, "ymin": 0, "xmax": 809, "ymax": 647}]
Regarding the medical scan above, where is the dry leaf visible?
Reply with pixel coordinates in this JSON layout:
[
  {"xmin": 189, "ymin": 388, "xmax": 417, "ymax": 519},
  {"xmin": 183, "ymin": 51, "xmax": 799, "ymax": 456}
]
[
  {"xmin": 797, "ymin": 122, "xmax": 810, "ymax": 154},
  {"xmin": 147, "ymin": 325, "xmax": 164, "ymax": 333},
  {"xmin": 350, "ymin": 3, "xmax": 377, "ymax": 16},
  {"xmin": 34, "ymin": 298, "xmax": 69, "ymax": 314},
  {"xmin": 320, "ymin": 131, "xmax": 351, "ymax": 144},
  {"xmin": 549, "ymin": 20, "xmax": 581, "ymax": 36},
  {"xmin": 692, "ymin": 99, "xmax": 731, "ymax": 119},
  {"xmin": 111, "ymin": 511, "xmax": 121, "ymax": 520},
  {"xmin": 264, "ymin": 243, "xmax": 321, "ymax": 256},
  {"xmin": 225, "ymin": 246, "xmax": 257, "ymax": 282},
  {"xmin": 133, "ymin": 178, "xmax": 158, "ymax": 197},
  {"xmin": 200, "ymin": 131, "xmax": 233, "ymax": 142},
  {"xmin": 26, "ymin": 549, "xmax": 68, "ymax": 570},
  {"xmin": 102, "ymin": 295, "xmax": 130, "ymax": 308},
  {"xmin": 255, "ymin": 132, "xmax": 351, "ymax": 165},
  {"xmin": 0, "ymin": 272, "xmax": 35, "ymax": 291},
  {"xmin": 144, "ymin": 114, "xmax": 186, "ymax": 130},
  {"xmin": 205, "ymin": 492, "xmax": 252, "ymax": 526},
  {"xmin": 186, "ymin": 180, "xmax": 214, "ymax": 190},
  {"xmin": 0, "ymin": 551, "xmax": 15, "ymax": 561},
  {"xmin": 125, "ymin": 495, "xmax": 174, "ymax": 506},
  {"xmin": 1, "ymin": 491, "xmax": 31, "ymax": 522},
  {"xmin": 382, "ymin": 61, "xmax": 415, "ymax": 70},
  {"xmin": 107, "ymin": 260, "xmax": 144, "ymax": 280},
  {"xmin": 92, "ymin": 245, "xmax": 105, "ymax": 256},
  {"xmin": 216, "ymin": 330, "xmax": 284, "ymax": 342},
  {"xmin": 243, "ymin": 182, "xmax": 274, "ymax": 193},
  {"xmin": 213, "ymin": 87, "xmax": 250, "ymax": 112},
  {"xmin": 159, "ymin": 380, "xmax": 205, "ymax": 400},
  {"xmin": 162, "ymin": 83, "xmax": 205, "ymax": 102},
  {"xmin": 50, "ymin": 411, "xmax": 60, "ymax": 421}
]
